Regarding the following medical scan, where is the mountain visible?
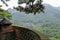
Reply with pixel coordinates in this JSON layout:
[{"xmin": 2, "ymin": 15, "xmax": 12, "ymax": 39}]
[
  {"xmin": 44, "ymin": 4, "xmax": 60, "ymax": 19},
  {"xmin": 8, "ymin": 4, "xmax": 60, "ymax": 26},
  {"xmin": 8, "ymin": 4, "xmax": 60, "ymax": 40},
  {"xmin": 55, "ymin": 7, "xmax": 60, "ymax": 11}
]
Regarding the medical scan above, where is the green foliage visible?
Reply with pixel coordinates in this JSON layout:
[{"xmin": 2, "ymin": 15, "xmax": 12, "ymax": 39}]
[
  {"xmin": 0, "ymin": 9, "xmax": 12, "ymax": 19},
  {"xmin": 40, "ymin": 21, "xmax": 60, "ymax": 40},
  {"xmin": 14, "ymin": 18, "xmax": 60, "ymax": 40}
]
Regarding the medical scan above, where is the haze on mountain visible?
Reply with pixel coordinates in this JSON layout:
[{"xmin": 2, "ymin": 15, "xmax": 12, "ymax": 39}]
[
  {"xmin": 56, "ymin": 7, "xmax": 60, "ymax": 11},
  {"xmin": 8, "ymin": 4, "xmax": 60, "ymax": 26}
]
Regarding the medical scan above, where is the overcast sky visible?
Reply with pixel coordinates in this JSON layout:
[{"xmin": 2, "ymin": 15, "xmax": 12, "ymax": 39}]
[{"xmin": 0, "ymin": 0, "xmax": 60, "ymax": 10}]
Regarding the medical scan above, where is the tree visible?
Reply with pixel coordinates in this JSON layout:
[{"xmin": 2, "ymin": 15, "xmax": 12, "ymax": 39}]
[
  {"xmin": 0, "ymin": 0, "xmax": 12, "ymax": 20},
  {"xmin": 1, "ymin": 0, "xmax": 8, "ymax": 6},
  {"xmin": 1, "ymin": 0, "xmax": 44, "ymax": 15},
  {"xmin": 0, "ymin": 8, "xmax": 12, "ymax": 20}
]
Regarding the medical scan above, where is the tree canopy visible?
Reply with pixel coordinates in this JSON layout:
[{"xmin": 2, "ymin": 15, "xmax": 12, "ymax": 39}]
[
  {"xmin": 0, "ymin": 0, "xmax": 44, "ymax": 15},
  {"xmin": 0, "ymin": 8, "xmax": 12, "ymax": 20}
]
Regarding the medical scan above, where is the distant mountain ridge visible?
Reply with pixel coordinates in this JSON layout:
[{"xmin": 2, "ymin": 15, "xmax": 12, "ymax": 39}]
[
  {"xmin": 8, "ymin": 4, "xmax": 60, "ymax": 40},
  {"xmin": 8, "ymin": 4, "xmax": 60, "ymax": 26},
  {"xmin": 55, "ymin": 7, "xmax": 60, "ymax": 11}
]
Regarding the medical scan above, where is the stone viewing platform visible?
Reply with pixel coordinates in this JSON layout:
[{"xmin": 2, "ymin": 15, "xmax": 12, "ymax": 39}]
[{"xmin": 0, "ymin": 18, "xmax": 49, "ymax": 40}]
